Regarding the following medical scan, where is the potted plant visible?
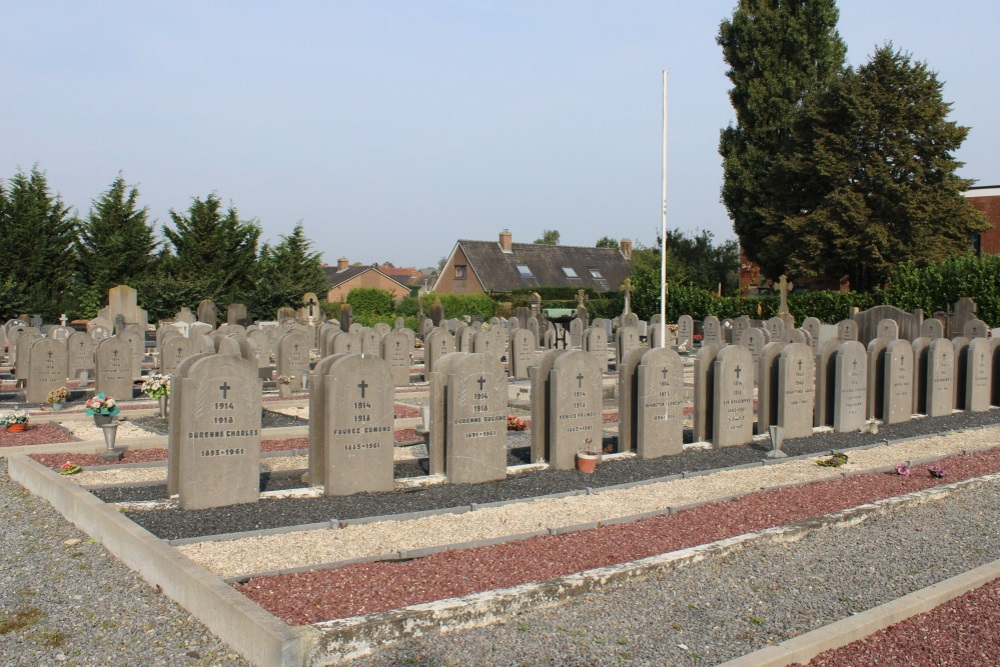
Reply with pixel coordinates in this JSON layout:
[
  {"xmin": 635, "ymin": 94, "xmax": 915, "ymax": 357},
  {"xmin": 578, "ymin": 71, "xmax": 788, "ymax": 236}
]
[
  {"xmin": 0, "ymin": 409, "xmax": 29, "ymax": 432},
  {"xmin": 84, "ymin": 393, "xmax": 120, "ymax": 426},
  {"xmin": 506, "ymin": 415, "xmax": 527, "ymax": 431},
  {"xmin": 276, "ymin": 375, "xmax": 293, "ymax": 399},
  {"xmin": 47, "ymin": 386, "xmax": 70, "ymax": 411},
  {"xmin": 141, "ymin": 374, "xmax": 170, "ymax": 418},
  {"xmin": 576, "ymin": 437, "xmax": 600, "ymax": 474}
]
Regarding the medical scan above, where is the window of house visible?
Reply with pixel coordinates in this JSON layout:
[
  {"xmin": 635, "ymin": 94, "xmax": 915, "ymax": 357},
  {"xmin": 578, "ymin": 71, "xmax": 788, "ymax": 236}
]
[
  {"xmin": 516, "ymin": 264, "xmax": 532, "ymax": 277},
  {"xmin": 562, "ymin": 267, "xmax": 578, "ymax": 278},
  {"xmin": 589, "ymin": 269, "xmax": 603, "ymax": 279},
  {"xmin": 455, "ymin": 264, "xmax": 467, "ymax": 279}
]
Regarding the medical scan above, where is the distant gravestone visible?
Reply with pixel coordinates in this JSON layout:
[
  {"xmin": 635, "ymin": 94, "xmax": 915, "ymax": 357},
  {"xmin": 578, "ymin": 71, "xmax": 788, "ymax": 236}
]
[
  {"xmin": 920, "ymin": 319, "xmax": 944, "ymax": 340},
  {"xmin": 330, "ymin": 330, "xmax": 360, "ymax": 357},
  {"xmin": 444, "ymin": 353, "xmax": 508, "ymax": 483},
  {"xmin": 702, "ymin": 316, "xmax": 722, "ymax": 347},
  {"xmin": 765, "ymin": 316, "xmax": 785, "ymax": 342},
  {"xmin": 617, "ymin": 347, "xmax": 645, "ymax": 454},
  {"xmin": 359, "ymin": 328, "xmax": 380, "ymax": 356},
  {"xmin": 833, "ymin": 341, "xmax": 868, "ymax": 433},
  {"xmin": 189, "ymin": 322, "xmax": 212, "ymax": 339},
  {"xmin": 322, "ymin": 354, "xmax": 395, "ymax": 496},
  {"xmin": 214, "ymin": 335, "xmax": 241, "ymax": 357},
  {"xmin": 676, "ymin": 315, "xmax": 693, "ymax": 350},
  {"xmin": 473, "ymin": 326, "xmax": 505, "ymax": 364},
  {"xmin": 568, "ymin": 317, "xmax": 585, "ymax": 348},
  {"xmin": 952, "ymin": 337, "xmax": 970, "ymax": 411},
  {"xmin": 509, "ymin": 329, "xmax": 536, "ymax": 380},
  {"xmin": 877, "ymin": 319, "xmax": 899, "ymax": 341},
  {"xmin": 381, "ymin": 331, "xmax": 411, "ymax": 386},
  {"xmin": 424, "ymin": 328, "xmax": 455, "ymax": 375},
  {"xmin": 174, "ymin": 307, "xmax": 196, "ymax": 324},
  {"xmin": 454, "ymin": 324, "xmax": 473, "ymax": 353},
  {"xmin": 26, "ymin": 338, "xmax": 68, "ymax": 404},
  {"xmin": 692, "ymin": 343, "xmax": 723, "ymax": 443},
  {"xmin": 801, "ymin": 317, "xmax": 822, "ymax": 352},
  {"xmin": 428, "ymin": 352, "xmax": 467, "ymax": 475},
  {"xmin": 925, "ymin": 338, "xmax": 954, "ymax": 418},
  {"xmin": 14, "ymin": 332, "xmax": 41, "ymax": 385},
  {"xmin": 306, "ymin": 353, "xmax": 347, "ymax": 487},
  {"xmin": 712, "ymin": 345, "xmax": 754, "ymax": 447},
  {"xmin": 529, "ymin": 349, "xmax": 567, "ymax": 463},
  {"xmin": 167, "ymin": 353, "xmax": 261, "ymax": 510},
  {"xmin": 965, "ymin": 337, "xmax": 992, "ymax": 412},
  {"xmin": 777, "ymin": 343, "xmax": 815, "ymax": 440},
  {"xmin": 94, "ymin": 337, "xmax": 134, "ymax": 399},
  {"xmin": 548, "ymin": 350, "xmax": 603, "ymax": 470},
  {"xmin": 615, "ymin": 326, "xmax": 641, "ymax": 368},
  {"xmin": 67, "ymin": 331, "xmax": 96, "ymax": 380},
  {"xmin": 883, "ymin": 339, "xmax": 914, "ymax": 425},
  {"xmin": 964, "ymin": 319, "xmax": 989, "ymax": 339},
  {"xmin": 197, "ymin": 299, "xmax": 218, "ymax": 327},
  {"xmin": 837, "ymin": 319, "xmax": 859, "ymax": 342},
  {"xmin": 745, "ymin": 328, "xmax": 767, "ymax": 385},
  {"xmin": 733, "ymin": 316, "xmax": 751, "ymax": 346},
  {"xmin": 227, "ymin": 303, "xmax": 248, "ymax": 326},
  {"xmin": 234, "ymin": 336, "xmax": 261, "ymax": 369},
  {"xmin": 116, "ymin": 328, "xmax": 145, "ymax": 380},
  {"xmin": 786, "ymin": 329, "xmax": 807, "ymax": 345},
  {"xmin": 276, "ymin": 331, "xmax": 310, "ymax": 391},
  {"xmin": 100, "ymin": 285, "xmax": 148, "ymax": 331},
  {"xmin": 949, "ymin": 297, "xmax": 978, "ymax": 338},
  {"xmin": 583, "ymin": 327, "xmax": 608, "ymax": 373},
  {"xmin": 866, "ymin": 338, "xmax": 889, "ymax": 420}
]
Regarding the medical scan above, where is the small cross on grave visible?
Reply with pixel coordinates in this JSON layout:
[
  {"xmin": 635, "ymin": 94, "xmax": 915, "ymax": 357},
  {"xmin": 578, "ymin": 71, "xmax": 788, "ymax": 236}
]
[
  {"xmin": 47, "ymin": 351, "xmax": 53, "ymax": 360},
  {"xmin": 219, "ymin": 382, "xmax": 231, "ymax": 399},
  {"xmin": 776, "ymin": 275, "xmax": 793, "ymax": 315},
  {"xmin": 358, "ymin": 379, "xmax": 369, "ymax": 399},
  {"xmin": 661, "ymin": 367, "xmax": 669, "ymax": 381},
  {"xmin": 734, "ymin": 365, "xmax": 742, "ymax": 379},
  {"xmin": 576, "ymin": 372, "xmax": 585, "ymax": 389},
  {"xmin": 620, "ymin": 278, "xmax": 635, "ymax": 315},
  {"xmin": 477, "ymin": 376, "xmax": 486, "ymax": 391},
  {"xmin": 797, "ymin": 359, "xmax": 803, "ymax": 372},
  {"xmin": 112, "ymin": 349, "xmax": 119, "ymax": 359},
  {"xmin": 306, "ymin": 297, "xmax": 318, "ymax": 319},
  {"xmin": 59, "ymin": 314, "xmax": 68, "ymax": 327}
]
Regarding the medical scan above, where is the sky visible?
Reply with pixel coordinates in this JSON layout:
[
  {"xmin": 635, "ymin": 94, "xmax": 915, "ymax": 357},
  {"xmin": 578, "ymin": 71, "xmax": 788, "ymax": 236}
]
[{"xmin": 5, "ymin": 1, "xmax": 999, "ymax": 270}]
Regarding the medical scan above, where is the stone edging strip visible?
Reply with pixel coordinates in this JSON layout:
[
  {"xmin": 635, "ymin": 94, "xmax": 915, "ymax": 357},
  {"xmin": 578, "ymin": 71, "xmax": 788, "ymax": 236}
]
[
  {"xmin": 304, "ymin": 471, "xmax": 1000, "ymax": 664},
  {"xmin": 6, "ymin": 453, "xmax": 316, "ymax": 667},
  {"xmin": 718, "ymin": 557, "xmax": 1000, "ymax": 666}
]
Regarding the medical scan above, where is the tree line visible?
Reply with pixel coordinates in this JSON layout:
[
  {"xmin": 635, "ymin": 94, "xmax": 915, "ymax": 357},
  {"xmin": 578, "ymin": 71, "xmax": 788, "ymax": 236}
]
[{"xmin": 0, "ymin": 167, "xmax": 329, "ymax": 323}]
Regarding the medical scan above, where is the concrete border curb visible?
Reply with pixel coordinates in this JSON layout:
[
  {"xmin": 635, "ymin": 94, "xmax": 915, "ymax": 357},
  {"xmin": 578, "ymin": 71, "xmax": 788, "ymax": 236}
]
[
  {"xmin": 719, "ymin": 557, "xmax": 1000, "ymax": 666},
  {"xmin": 7, "ymin": 454, "xmax": 315, "ymax": 667}
]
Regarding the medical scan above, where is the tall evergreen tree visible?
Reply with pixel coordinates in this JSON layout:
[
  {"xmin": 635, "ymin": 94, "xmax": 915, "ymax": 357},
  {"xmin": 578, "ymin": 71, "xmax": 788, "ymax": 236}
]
[
  {"xmin": 252, "ymin": 223, "xmax": 329, "ymax": 319},
  {"xmin": 0, "ymin": 166, "xmax": 77, "ymax": 318},
  {"xmin": 161, "ymin": 194, "xmax": 261, "ymax": 304},
  {"xmin": 768, "ymin": 45, "xmax": 988, "ymax": 290},
  {"xmin": 75, "ymin": 174, "xmax": 158, "ymax": 316},
  {"xmin": 718, "ymin": 0, "xmax": 847, "ymax": 279}
]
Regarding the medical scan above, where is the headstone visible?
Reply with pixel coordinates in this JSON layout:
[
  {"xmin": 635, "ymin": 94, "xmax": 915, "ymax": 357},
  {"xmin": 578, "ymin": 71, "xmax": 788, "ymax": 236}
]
[
  {"xmin": 964, "ymin": 319, "xmax": 989, "ymax": 339},
  {"xmin": 877, "ymin": 319, "xmax": 899, "ymax": 341},
  {"xmin": 965, "ymin": 337, "xmax": 992, "ymax": 412},
  {"xmin": 443, "ymin": 353, "xmax": 508, "ymax": 483},
  {"xmin": 547, "ymin": 350, "xmax": 603, "ymax": 470},
  {"xmin": 67, "ymin": 331, "xmax": 96, "ymax": 380},
  {"xmin": 777, "ymin": 343, "xmax": 815, "ymax": 440},
  {"xmin": 189, "ymin": 322, "xmax": 212, "ymax": 339},
  {"xmin": 381, "ymin": 331, "xmax": 411, "ymax": 386},
  {"xmin": 116, "ymin": 328, "xmax": 145, "ymax": 380},
  {"xmin": 174, "ymin": 307, "xmax": 196, "ymax": 324},
  {"xmin": 833, "ymin": 341, "xmax": 868, "ymax": 433},
  {"xmin": 167, "ymin": 353, "xmax": 261, "ymax": 510},
  {"xmin": 214, "ymin": 335, "xmax": 241, "ymax": 357},
  {"xmin": 814, "ymin": 339, "xmax": 839, "ymax": 427},
  {"xmin": 837, "ymin": 319, "xmax": 858, "ymax": 342},
  {"xmin": 615, "ymin": 326, "xmax": 641, "ymax": 368},
  {"xmin": 616, "ymin": 347, "xmax": 645, "ymax": 454},
  {"xmin": 227, "ymin": 303, "xmax": 248, "ymax": 326},
  {"xmin": 358, "ymin": 328, "xmax": 380, "ymax": 356},
  {"xmin": 583, "ymin": 327, "xmax": 608, "ymax": 373},
  {"xmin": 701, "ymin": 316, "xmax": 722, "ymax": 347},
  {"xmin": 94, "ymin": 337, "xmax": 134, "ymax": 400},
  {"xmin": 866, "ymin": 338, "xmax": 888, "ymax": 420},
  {"xmin": 949, "ymin": 297, "xmax": 978, "ymax": 339},
  {"xmin": 100, "ymin": 285, "xmax": 149, "ymax": 331},
  {"xmin": 692, "ymin": 343, "xmax": 723, "ymax": 443},
  {"xmin": 757, "ymin": 342, "xmax": 785, "ymax": 437},
  {"xmin": 676, "ymin": 315, "xmax": 693, "ymax": 350},
  {"xmin": 339, "ymin": 304, "xmax": 353, "ymax": 333},
  {"xmin": 529, "ymin": 349, "xmax": 567, "ymax": 464},
  {"xmin": 633, "ymin": 347, "xmax": 685, "ymax": 458},
  {"xmin": 306, "ymin": 353, "xmax": 347, "ymax": 487},
  {"xmin": 733, "ymin": 316, "xmax": 751, "ymax": 346},
  {"xmin": 322, "ymin": 354, "xmax": 395, "ymax": 496},
  {"xmin": 712, "ymin": 345, "xmax": 754, "ymax": 447},
  {"xmin": 276, "ymin": 331, "xmax": 310, "ymax": 391},
  {"xmin": 427, "ymin": 352, "xmax": 467, "ymax": 475},
  {"xmin": 26, "ymin": 338, "xmax": 68, "ymax": 404},
  {"xmin": 911, "ymin": 337, "xmax": 931, "ymax": 415},
  {"xmin": 785, "ymin": 329, "xmax": 807, "ymax": 345},
  {"xmin": 765, "ymin": 316, "xmax": 785, "ymax": 342},
  {"xmin": 423, "ymin": 328, "xmax": 455, "ymax": 375},
  {"xmin": 14, "ymin": 332, "xmax": 42, "ymax": 385},
  {"xmin": 801, "ymin": 317, "xmax": 822, "ymax": 352},
  {"xmin": 234, "ymin": 336, "xmax": 261, "ymax": 369},
  {"xmin": 925, "ymin": 338, "xmax": 954, "ymax": 418},
  {"xmin": 952, "ymin": 337, "xmax": 970, "ymax": 411},
  {"xmin": 920, "ymin": 319, "xmax": 944, "ymax": 340},
  {"xmin": 745, "ymin": 328, "xmax": 768, "ymax": 385},
  {"xmin": 197, "ymin": 299, "xmax": 218, "ymax": 327},
  {"xmin": 568, "ymin": 317, "xmax": 585, "ymax": 348},
  {"xmin": 883, "ymin": 339, "xmax": 914, "ymax": 425},
  {"xmin": 509, "ymin": 329, "xmax": 536, "ymax": 380},
  {"xmin": 48, "ymin": 326, "xmax": 72, "ymax": 341}
]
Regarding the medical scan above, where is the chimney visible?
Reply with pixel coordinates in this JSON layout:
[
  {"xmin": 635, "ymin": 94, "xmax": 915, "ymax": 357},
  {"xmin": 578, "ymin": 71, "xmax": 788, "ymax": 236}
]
[
  {"xmin": 499, "ymin": 229, "xmax": 513, "ymax": 252},
  {"xmin": 619, "ymin": 239, "xmax": 633, "ymax": 259},
  {"xmin": 337, "ymin": 257, "xmax": 349, "ymax": 271}
]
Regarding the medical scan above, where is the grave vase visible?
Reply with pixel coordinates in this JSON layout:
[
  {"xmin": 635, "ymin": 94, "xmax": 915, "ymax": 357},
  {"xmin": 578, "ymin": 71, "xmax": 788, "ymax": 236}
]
[
  {"xmin": 158, "ymin": 395, "xmax": 167, "ymax": 419},
  {"xmin": 6, "ymin": 423, "xmax": 26, "ymax": 433},
  {"xmin": 93, "ymin": 413, "xmax": 113, "ymax": 427},
  {"xmin": 50, "ymin": 402, "xmax": 65, "ymax": 412},
  {"xmin": 576, "ymin": 450, "xmax": 599, "ymax": 474}
]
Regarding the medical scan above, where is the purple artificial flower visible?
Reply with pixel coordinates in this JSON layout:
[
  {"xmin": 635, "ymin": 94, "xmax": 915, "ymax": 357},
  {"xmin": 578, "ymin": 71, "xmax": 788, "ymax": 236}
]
[
  {"xmin": 895, "ymin": 464, "xmax": 910, "ymax": 477},
  {"xmin": 927, "ymin": 465, "xmax": 946, "ymax": 479}
]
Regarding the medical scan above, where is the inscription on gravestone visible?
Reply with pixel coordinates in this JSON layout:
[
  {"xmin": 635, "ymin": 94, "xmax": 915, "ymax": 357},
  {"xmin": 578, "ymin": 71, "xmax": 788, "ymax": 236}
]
[{"xmin": 833, "ymin": 341, "xmax": 867, "ymax": 433}]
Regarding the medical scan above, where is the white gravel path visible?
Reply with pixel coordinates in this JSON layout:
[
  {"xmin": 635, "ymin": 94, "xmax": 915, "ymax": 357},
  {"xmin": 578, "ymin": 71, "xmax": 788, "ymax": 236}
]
[
  {"xmin": 175, "ymin": 427, "xmax": 1000, "ymax": 579},
  {"xmin": 58, "ymin": 418, "xmax": 157, "ymax": 442}
]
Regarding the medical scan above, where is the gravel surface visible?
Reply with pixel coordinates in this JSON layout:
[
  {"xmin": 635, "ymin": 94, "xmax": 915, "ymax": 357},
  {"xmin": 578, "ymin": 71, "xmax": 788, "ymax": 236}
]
[
  {"xmin": 344, "ymin": 476, "xmax": 1000, "ymax": 667},
  {"xmin": 109, "ymin": 409, "xmax": 1000, "ymax": 540},
  {"xmin": 0, "ymin": 459, "xmax": 250, "ymax": 666}
]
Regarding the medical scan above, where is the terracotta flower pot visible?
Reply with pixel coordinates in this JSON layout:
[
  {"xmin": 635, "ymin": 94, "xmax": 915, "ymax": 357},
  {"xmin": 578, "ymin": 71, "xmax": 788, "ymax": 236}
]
[
  {"xmin": 6, "ymin": 423, "xmax": 27, "ymax": 433},
  {"xmin": 576, "ymin": 450, "xmax": 599, "ymax": 474}
]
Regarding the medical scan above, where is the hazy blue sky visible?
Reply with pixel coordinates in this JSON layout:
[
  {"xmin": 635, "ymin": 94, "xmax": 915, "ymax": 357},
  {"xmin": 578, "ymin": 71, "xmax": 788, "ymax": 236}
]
[{"xmin": 5, "ymin": 1, "xmax": 998, "ymax": 269}]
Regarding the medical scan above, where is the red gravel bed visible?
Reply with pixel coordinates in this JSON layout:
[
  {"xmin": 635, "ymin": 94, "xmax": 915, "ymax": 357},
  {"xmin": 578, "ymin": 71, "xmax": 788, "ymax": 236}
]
[
  {"xmin": 394, "ymin": 405, "xmax": 420, "ymax": 419},
  {"xmin": 237, "ymin": 448, "xmax": 1000, "ymax": 626},
  {"xmin": 0, "ymin": 423, "xmax": 78, "ymax": 448},
  {"xmin": 30, "ymin": 449, "xmax": 169, "ymax": 468},
  {"xmin": 799, "ymin": 576, "xmax": 1000, "ymax": 666}
]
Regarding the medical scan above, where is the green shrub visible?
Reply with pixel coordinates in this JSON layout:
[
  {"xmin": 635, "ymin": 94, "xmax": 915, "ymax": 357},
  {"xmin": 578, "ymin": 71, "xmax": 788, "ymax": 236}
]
[
  {"xmin": 346, "ymin": 288, "xmax": 395, "ymax": 315},
  {"xmin": 888, "ymin": 255, "xmax": 1000, "ymax": 326},
  {"xmin": 429, "ymin": 293, "xmax": 497, "ymax": 319}
]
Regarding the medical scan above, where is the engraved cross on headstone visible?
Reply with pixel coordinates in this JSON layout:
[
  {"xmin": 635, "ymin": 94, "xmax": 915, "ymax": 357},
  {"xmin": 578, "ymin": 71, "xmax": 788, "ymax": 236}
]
[
  {"xmin": 576, "ymin": 372, "xmax": 585, "ymax": 388},
  {"xmin": 477, "ymin": 376, "xmax": 486, "ymax": 391},
  {"xmin": 219, "ymin": 382, "xmax": 231, "ymax": 399},
  {"xmin": 358, "ymin": 379, "xmax": 368, "ymax": 398}
]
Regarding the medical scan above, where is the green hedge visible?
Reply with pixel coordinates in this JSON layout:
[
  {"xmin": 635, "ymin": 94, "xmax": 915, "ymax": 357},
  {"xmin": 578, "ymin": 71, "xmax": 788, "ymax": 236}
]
[
  {"xmin": 888, "ymin": 255, "xmax": 1000, "ymax": 327},
  {"xmin": 346, "ymin": 288, "xmax": 395, "ymax": 315},
  {"xmin": 428, "ymin": 293, "xmax": 497, "ymax": 319}
]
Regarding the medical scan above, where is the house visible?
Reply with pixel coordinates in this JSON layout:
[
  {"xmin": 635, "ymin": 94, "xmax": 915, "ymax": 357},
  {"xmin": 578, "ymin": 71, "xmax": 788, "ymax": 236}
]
[
  {"xmin": 323, "ymin": 258, "xmax": 412, "ymax": 303},
  {"xmin": 432, "ymin": 231, "xmax": 633, "ymax": 295},
  {"xmin": 965, "ymin": 185, "xmax": 1000, "ymax": 254}
]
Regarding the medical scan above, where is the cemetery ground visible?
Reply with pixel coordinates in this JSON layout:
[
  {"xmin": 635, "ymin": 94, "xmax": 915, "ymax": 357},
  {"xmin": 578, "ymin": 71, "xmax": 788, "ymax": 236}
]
[{"xmin": 2, "ymin": 363, "xmax": 1000, "ymax": 665}]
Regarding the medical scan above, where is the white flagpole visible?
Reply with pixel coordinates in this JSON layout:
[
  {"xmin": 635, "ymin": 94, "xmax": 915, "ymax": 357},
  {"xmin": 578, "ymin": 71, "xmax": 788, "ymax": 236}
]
[{"xmin": 659, "ymin": 70, "xmax": 668, "ymax": 349}]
